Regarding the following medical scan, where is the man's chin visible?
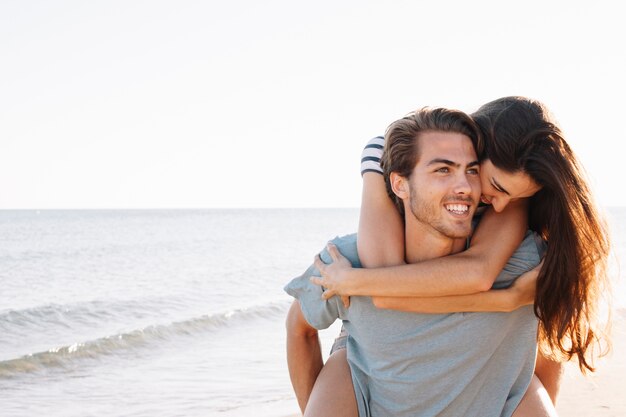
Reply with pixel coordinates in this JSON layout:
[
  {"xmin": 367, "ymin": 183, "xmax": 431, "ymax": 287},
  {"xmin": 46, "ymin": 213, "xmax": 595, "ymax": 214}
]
[{"xmin": 442, "ymin": 225, "xmax": 472, "ymax": 240}]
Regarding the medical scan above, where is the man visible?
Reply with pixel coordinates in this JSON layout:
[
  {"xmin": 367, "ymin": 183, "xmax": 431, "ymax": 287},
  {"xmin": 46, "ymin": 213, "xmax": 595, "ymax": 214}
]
[{"xmin": 284, "ymin": 107, "xmax": 544, "ymax": 416}]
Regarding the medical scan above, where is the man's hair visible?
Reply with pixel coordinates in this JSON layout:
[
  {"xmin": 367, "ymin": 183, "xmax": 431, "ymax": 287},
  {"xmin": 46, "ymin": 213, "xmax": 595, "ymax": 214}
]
[{"xmin": 381, "ymin": 107, "xmax": 483, "ymax": 215}]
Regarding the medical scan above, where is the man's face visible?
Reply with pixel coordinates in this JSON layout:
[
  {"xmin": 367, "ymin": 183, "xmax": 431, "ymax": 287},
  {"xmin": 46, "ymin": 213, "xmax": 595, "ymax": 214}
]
[{"xmin": 401, "ymin": 131, "xmax": 481, "ymax": 239}]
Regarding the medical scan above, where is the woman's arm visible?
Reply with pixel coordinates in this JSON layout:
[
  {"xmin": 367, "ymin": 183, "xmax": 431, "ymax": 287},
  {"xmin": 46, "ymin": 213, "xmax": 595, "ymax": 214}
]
[
  {"xmin": 357, "ymin": 172, "xmax": 405, "ymax": 267},
  {"xmin": 317, "ymin": 177, "xmax": 529, "ymax": 298},
  {"xmin": 312, "ymin": 140, "xmax": 527, "ymax": 303},
  {"xmin": 371, "ymin": 262, "xmax": 540, "ymax": 313}
]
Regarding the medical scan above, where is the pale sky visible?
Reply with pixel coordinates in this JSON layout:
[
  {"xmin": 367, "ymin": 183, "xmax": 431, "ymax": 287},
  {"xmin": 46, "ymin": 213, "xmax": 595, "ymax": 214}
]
[{"xmin": 1, "ymin": 0, "xmax": 624, "ymax": 209}]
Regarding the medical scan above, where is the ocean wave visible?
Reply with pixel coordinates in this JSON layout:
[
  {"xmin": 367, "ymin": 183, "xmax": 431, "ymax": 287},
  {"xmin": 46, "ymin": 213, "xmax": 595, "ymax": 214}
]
[
  {"xmin": 0, "ymin": 299, "xmax": 290, "ymax": 378},
  {"xmin": 1, "ymin": 301, "xmax": 122, "ymax": 328},
  {"xmin": 0, "ymin": 294, "xmax": 217, "ymax": 334}
]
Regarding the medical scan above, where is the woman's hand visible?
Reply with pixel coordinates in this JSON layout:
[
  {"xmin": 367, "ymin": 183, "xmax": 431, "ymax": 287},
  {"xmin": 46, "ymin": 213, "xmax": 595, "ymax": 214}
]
[
  {"xmin": 509, "ymin": 261, "xmax": 543, "ymax": 308},
  {"xmin": 310, "ymin": 243, "xmax": 354, "ymax": 307}
]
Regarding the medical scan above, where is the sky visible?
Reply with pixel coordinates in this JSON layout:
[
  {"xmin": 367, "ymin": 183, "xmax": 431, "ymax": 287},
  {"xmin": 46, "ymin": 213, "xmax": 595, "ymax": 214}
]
[{"xmin": 1, "ymin": 0, "xmax": 624, "ymax": 209}]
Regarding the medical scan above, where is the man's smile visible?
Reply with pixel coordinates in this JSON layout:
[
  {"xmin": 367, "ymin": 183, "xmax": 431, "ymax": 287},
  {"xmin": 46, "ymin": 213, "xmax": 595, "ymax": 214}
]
[{"xmin": 444, "ymin": 203, "xmax": 470, "ymax": 215}]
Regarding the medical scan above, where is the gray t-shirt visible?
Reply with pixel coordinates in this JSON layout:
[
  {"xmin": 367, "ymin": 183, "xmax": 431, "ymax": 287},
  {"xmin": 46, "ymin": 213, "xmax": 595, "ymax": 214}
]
[{"xmin": 284, "ymin": 231, "xmax": 545, "ymax": 417}]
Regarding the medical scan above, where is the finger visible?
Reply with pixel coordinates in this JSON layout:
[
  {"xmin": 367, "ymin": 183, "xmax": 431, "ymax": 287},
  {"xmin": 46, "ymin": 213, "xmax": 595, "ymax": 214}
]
[
  {"xmin": 327, "ymin": 242, "xmax": 341, "ymax": 262},
  {"xmin": 313, "ymin": 254, "xmax": 326, "ymax": 272},
  {"xmin": 310, "ymin": 276, "xmax": 324, "ymax": 287},
  {"xmin": 322, "ymin": 289, "xmax": 336, "ymax": 300},
  {"xmin": 342, "ymin": 296, "xmax": 350, "ymax": 308}
]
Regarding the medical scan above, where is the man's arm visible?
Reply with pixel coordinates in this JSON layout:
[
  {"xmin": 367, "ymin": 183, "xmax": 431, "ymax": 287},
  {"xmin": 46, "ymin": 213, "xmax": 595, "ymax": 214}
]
[{"xmin": 286, "ymin": 300, "xmax": 324, "ymax": 414}]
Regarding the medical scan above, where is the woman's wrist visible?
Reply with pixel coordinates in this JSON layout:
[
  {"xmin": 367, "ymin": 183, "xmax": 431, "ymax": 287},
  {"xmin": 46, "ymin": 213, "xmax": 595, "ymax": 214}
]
[
  {"xmin": 341, "ymin": 268, "xmax": 360, "ymax": 296},
  {"xmin": 491, "ymin": 287, "xmax": 520, "ymax": 312},
  {"xmin": 506, "ymin": 284, "xmax": 531, "ymax": 310}
]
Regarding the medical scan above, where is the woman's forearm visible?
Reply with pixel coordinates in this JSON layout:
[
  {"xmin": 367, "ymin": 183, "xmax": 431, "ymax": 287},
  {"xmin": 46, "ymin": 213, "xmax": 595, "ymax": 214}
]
[
  {"xmin": 350, "ymin": 249, "xmax": 494, "ymax": 296},
  {"xmin": 372, "ymin": 287, "xmax": 524, "ymax": 313},
  {"xmin": 370, "ymin": 264, "xmax": 539, "ymax": 313}
]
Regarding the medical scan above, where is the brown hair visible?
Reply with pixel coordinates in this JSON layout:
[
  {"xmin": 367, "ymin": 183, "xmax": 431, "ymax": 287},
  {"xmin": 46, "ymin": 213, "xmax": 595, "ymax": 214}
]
[
  {"xmin": 473, "ymin": 96, "xmax": 612, "ymax": 373},
  {"xmin": 381, "ymin": 107, "xmax": 483, "ymax": 215}
]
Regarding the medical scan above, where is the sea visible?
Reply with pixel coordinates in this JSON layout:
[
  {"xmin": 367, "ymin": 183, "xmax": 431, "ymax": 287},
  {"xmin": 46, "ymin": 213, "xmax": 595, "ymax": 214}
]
[{"xmin": 0, "ymin": 208, "xmax": 623, "ymax": 417}]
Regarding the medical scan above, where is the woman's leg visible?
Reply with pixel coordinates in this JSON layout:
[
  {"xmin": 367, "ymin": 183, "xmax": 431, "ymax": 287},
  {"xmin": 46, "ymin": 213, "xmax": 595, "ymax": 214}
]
[
  {"xmin": 534, "ymin": 353, "xmax": 564, "ymax": 405},
  {"xmin": 512, "ymin": 374, "xmax": 558, "ymax": 417},
  {"xmin": 304, "ymin": 348, "xmax": 358, "ymax": 417}
]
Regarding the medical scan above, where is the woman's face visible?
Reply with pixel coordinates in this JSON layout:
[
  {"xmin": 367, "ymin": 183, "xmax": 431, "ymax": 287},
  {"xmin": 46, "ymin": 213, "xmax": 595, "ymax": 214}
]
[{"xmin": 479, "ymin": 159, "xmax": 542, "ymax": 212}]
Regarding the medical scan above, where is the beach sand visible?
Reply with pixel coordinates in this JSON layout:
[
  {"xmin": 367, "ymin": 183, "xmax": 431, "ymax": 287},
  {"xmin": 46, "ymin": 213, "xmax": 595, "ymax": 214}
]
[{"xmin": 283, "ymin": 316, "xmax": 625, "ymax": 417}]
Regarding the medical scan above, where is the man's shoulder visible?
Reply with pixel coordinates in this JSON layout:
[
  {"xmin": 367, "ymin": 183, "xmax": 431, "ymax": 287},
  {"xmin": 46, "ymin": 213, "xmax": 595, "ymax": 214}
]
[
  {"xmin": 328, "ymin": 233, "xmax": 357, "ymax": 248},
  {"xmin": 283, "ymin": 233, "xmax": 357, "ymax": 330}
]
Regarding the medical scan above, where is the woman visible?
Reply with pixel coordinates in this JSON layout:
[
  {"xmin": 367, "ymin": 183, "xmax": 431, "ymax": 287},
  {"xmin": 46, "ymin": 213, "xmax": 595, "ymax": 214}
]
[{"xmin": 306, "ymin": 96, "xmax": 612, "ymax": 416}]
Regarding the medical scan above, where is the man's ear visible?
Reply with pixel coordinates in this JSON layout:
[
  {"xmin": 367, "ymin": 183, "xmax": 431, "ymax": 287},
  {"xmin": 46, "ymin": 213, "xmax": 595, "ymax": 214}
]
[{"xmin": 390, "ymin": 172, "xmax": 409, "ymax": 200}]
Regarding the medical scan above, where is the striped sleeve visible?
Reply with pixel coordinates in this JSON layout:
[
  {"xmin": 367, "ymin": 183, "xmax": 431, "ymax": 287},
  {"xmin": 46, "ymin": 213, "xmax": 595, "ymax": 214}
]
[{"xmin": 361, "ymin": 136, "xmax": 385, "ymax": 176}]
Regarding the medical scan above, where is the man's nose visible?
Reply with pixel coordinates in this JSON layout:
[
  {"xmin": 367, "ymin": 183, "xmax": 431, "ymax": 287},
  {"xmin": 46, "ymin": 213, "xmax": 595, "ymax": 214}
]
[{"xmin": 454, "ymin": 172, "xmax": 472, "ymax": 195}]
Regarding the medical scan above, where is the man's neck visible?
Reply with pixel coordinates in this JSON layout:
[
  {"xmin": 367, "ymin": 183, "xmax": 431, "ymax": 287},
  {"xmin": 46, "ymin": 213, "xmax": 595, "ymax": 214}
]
[{"xmin": 404, "ymin": 220, "xmax": 459, "ymax": 263}]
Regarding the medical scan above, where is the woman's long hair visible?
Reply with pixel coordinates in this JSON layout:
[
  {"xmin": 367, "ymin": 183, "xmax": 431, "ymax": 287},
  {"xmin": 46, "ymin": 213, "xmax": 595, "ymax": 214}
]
[{"xmin": 472, "ymin": 96, "xmax": 612, "ymax": 373}]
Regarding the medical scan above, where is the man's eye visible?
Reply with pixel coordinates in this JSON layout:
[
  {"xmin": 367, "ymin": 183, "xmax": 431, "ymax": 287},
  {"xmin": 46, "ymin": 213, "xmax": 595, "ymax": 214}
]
[
  {"xmin": 467, "ymin": 168, "xmax": 479, "ymax": 175},
  {"xmin": 436, "ymin": 167, "xmax": 449, "ymax": 173}
]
